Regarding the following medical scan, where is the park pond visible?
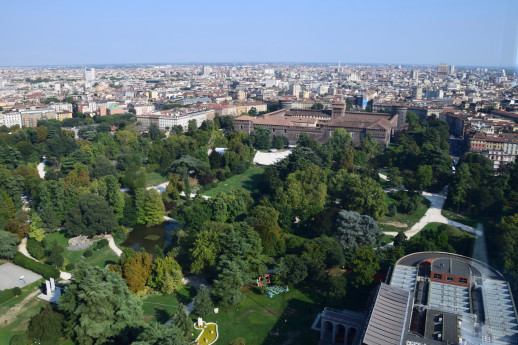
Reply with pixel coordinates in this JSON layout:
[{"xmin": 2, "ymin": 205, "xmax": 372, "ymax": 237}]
[{"xmin": 121, "ymin": 221, "xmax": 181, "ymax": 254}]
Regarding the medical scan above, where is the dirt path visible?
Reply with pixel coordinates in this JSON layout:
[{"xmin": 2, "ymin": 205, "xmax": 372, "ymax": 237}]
[{"xmin": 0, "ymin": 289, "xmax": 40, "ymax": 327}]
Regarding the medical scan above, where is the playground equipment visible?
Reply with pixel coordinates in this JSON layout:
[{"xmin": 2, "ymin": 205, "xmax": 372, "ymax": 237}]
[
  {"xmin": 266, "ymin": 285, "xmax": 288, "ymax": 298},
  {"xmin": 256, "ymin": 273, "xmax": 271, "ymax": 287}
]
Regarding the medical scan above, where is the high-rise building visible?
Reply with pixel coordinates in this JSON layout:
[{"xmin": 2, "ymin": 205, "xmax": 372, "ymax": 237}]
[
  {"xmin": 437, "ymin": 63, "xmax": 449, "ymax": 78},
  {"xmin": 84, "ymin": 68, "xmax": 95, "ymax": 81},
  {"xmin": 449, "ymin": 65, "xmax": 455, "ymax": 75},
  {"xmin": 289, "ymin": 84, "xmax": 300, "ymax": 97},
  {"xmin": 412, "ymin": 86, "xmax": 423, "ymax": 99},
  {"xmin": 411, "ymin": 70, "xmax": 418, "ymax": 80},
  {"xmin": 202, "ymin": 66, "xmax": 212, "ymax": 76}
]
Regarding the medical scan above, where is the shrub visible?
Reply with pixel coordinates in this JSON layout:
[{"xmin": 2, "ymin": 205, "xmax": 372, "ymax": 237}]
[
  {"xmin": 13, "ymin": 253, "xmax": 60, "ymax": 279},
  {"xmin": 0, "ymin": 288, "xmax": 17, "ymax": 304},
  {"xmin": 66, "ymin": 263, "xmax": 75, "ymax": 271},
  {"xmin": 27, "ymin": 238, "xmax": 45, "ymax": 260},
  {"xmin": 95, "ymin": 239, "xmax": 109, "ymax": 250},
  {"xmin": 9, "ymin": 334, "xmax": 30, "ymax": 345},
  {"xmin": 387, "ymin": 204, "xmax": 397, "ymax": 217},
  {"xmin": 13, "ymin": 287, "xmax": 22, "ymax": 296},
  {"xmin": 83, "ymin": 249, "xmax": 93, "ymax": 258}
]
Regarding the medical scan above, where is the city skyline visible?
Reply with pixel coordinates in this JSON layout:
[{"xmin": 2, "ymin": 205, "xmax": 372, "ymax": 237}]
[{"xmin": 1, "ymin": 0, "xmax": 518, "ymax": 67}]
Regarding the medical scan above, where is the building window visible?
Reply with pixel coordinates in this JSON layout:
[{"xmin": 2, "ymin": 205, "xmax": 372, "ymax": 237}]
[
  {"xmin": 446, "ymin": 276, "xmax": 455, "ymax": 282},
  {"xmin": 433, "ymin": 274, "xmax": 442, "ymax": 279},
  {"xmin": 459, "ymin": 278, "xmax": 468, "ymax": 284}
]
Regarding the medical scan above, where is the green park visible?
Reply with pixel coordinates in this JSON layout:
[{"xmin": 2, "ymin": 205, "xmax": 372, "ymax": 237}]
[{"xmin": 0, "ymin": 112, "xmax": 517, "ymax": 345}]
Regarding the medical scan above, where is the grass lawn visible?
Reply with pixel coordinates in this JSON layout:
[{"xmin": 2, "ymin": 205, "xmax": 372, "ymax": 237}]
[
  {"xmin": 208, "ymin": 286, "xmax": 324, "ymax": 345},
  {"xmin": 146, "ymin": 172, "xmax": 167, "ymax": 187},
  {"xmin": 44, "ymin": 233, "xmax": 119, "ymax": 269},
  {"xmin": 194, "ymin": 322, "xmax": 218, "ymax": 345},
  {"xmin": 378, "ymin": 234, "xmax": 395, "ymax": 246},
  {"xmin": 441, "ymin": 209, "xmax": 480, "ymax": 227},
  {"xmin": 0, "ymin": 281, "xmax": 46, "ymax": 345},
  {"xmin": 379, "ymin": 193, "xmax": 430, "ymax": 233},
  {"xmin": 415, "ymin": 222, "xmax": 477, "ymax": 239},
  {"xmin": 203, "ymin": 167, "xmax": 265, "ymax": 197},
  {"xmin": 142, "ymin": 285, "xmax": 197, "ymax": 323}
]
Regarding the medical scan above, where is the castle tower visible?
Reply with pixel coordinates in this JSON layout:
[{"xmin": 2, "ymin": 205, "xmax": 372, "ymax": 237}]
[
  {"xmin": 392, "ymin": 104, "xmax": 408, "ymax": 128},
  {"xmin": 331, "ymin": 91, "xmax": 346, "ymax": 119}
]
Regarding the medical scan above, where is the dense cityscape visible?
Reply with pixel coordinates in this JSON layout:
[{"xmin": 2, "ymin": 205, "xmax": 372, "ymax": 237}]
[{"xmin": 1, "ymin": 1, "xmax": 518, "ymax": 345}]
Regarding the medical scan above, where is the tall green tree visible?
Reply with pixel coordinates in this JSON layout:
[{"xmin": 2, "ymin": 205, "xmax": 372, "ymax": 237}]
[
  {"xmin": 148, "ymin": 256, "xmax": 183, "ymax": 294},
  {"xmin": 173, "ymin": 304, "xmax": 191, "ymax": 337},
  {"xmin": 349, "ymin": 247, "xmax": 380, "ymax": 288},
  {"xmin": 212, "ymin": 261, "xmax": 245, "ymax": 307},
  {"xmin": 27, "ymin": 305, "xmax": 64, "ymax": 345},
  {"xmin": 59, "ymin": 263, "xmax": 143, "ymax": 345},
  {"xmin": 193, "ymin": 285, "xmax": 213, "ymax": 318},
  {"xmin": 65, "ymin": 193, "xmax": 118, "ymax": 237},
  {"xmin": 0, "ymin": 230, "xmax": 19, "ymax": 259},
  {"xmin": 144, "ymin": 189, "xmax": 165, "ymax": 226},
  {"xmin": 340, "ymin": 174, "xmax": 387, "ymax": 220}
]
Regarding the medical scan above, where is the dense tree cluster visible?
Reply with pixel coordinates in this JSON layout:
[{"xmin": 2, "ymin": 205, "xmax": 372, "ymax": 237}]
[{"xmin": 382, "ymin": 115, "xmax": 452, "ymax": 191}]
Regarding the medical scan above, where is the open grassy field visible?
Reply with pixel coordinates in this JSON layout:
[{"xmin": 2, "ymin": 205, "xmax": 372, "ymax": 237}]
[
  {"xmin": 146, "ymin": 172, "xmax": 168, "ymax": 187},
  {"xmin": 44, "ymin": 233, "xmax": 119, "ymax": 269},
  {"xmin": 379, "ymin": 193, "xmax": 430, "ymax": 233},
  {"xmin": 203, "ymin": 167, "xmax": 264, "ymax": 196},
  {"xmin": 207, "ymin": 286, "xmax": 323, "ymax": 345}
]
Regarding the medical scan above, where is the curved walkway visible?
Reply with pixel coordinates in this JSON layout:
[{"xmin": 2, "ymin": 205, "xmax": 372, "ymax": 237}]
[
  {"xmin": 104, "ymin": 234, "xmax": 122, "ymax": 257},
  {"xmin": 18, "ymin": 238, "xmax": 72, "ymax": 281},
  {"xmin": 382, "ymin": 186, "xmax": 482, "ymax": 246}
]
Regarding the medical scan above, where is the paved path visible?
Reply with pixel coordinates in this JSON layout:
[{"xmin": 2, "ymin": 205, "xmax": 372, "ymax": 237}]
[
  {"xmin": 147, "ymin": 182, "xmax": 169, "ymax": 194},
  {"xmin": 18, "ymin": 238, "xmax": 34, "ymax": 260},
  {"xmin": 37, "ymin": 157, "xmax": 46, "ymax": 179},
  {"xmin": 0, "ymin": 289, "xmax": 40, "ymax": 327},
  {"xmin": 382, "ymin": 186, "xmax": 482, "ymax": 247},
  {"xmin": 105, "ymin": 234, "xmax": 122, "ymax": 257},
  {"xmin": 18, "ymin": 238, "xmax": 72, "ymax": 281}
]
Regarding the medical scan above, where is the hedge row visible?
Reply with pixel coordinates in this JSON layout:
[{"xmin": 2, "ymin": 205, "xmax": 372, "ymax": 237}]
[
  {"xmin": 27, "ymin": 238, "xmax": 45, "ymax": 260},
  {"xmin": 13, "ymin": 253, "xmax": 60, "ymax": 279}
]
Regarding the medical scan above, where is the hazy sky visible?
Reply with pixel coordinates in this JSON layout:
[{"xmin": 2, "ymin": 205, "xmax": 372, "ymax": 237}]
[{"xmin": 1, "ymin": 0, "xmax": 517, "ymax": 67}]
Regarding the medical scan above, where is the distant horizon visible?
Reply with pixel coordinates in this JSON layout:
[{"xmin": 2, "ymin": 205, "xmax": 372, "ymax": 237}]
[{"xmin": 1, "ymin": 61, "xmax": 516, "ymax": 70}]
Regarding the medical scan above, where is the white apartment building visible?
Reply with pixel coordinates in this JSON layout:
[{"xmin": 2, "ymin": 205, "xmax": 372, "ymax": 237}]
[
  {"xmin": 85, "ymin": 68, "xmax": 95, "ymax": 81},
  {"xmin": 49, "ymin": 102, "xmax": 73, "ymax": 112},
  {"xmin": 158, "ymin": 110, "xmax": 207, "ymax": 131},
  {"xmin": 133, "ymin": 104, "xmax": 154, "ymax": 116},
  {"xmin": 289, "ymin": 84, "xmax": 300, "ymax": 97},
  {"xmin": 2, "ymin": 112, "xmax": 22, "ymax": 128}
]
